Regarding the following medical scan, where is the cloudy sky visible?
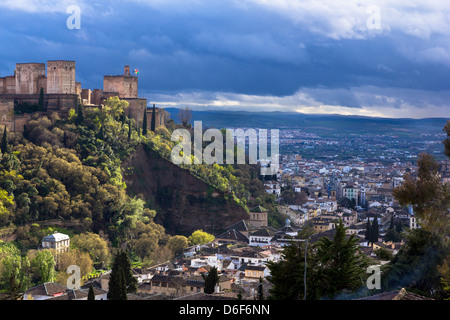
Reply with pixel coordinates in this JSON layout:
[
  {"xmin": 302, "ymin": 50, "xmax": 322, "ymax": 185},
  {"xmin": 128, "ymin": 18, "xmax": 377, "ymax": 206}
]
[{"xmin": 1, "ymin": 0, "xmax": 450, "ymax": 118}]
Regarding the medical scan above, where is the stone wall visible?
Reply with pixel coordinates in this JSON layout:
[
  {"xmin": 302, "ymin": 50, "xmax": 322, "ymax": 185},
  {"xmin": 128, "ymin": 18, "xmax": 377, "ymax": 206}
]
[
  {"xmin": 145, "ymin": 105, "xmax": 170, "ymax": 129},
  {"xmin": 125, "ymin": 98, "xmax": 147, "ymax": 124},
  {"xmin": 0, "ymin": 76, "xmax": 16, "ymax": 94},
  {"xmin": 46, "ymin": 94, "xmax": 80, "ymax": 112},
  {"xmin": 0, "ymin": 100, "xmax": 14, "ymax": 131},
  {"xmin": 103, "ymin": 75, "xmax": 138, "ymax": 99}
]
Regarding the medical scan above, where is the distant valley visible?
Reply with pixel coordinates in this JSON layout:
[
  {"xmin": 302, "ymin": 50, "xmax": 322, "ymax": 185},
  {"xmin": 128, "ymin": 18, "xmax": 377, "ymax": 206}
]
[{"xmin": 165, "ymin": 108, "xmax": 448, "ymax": 137}]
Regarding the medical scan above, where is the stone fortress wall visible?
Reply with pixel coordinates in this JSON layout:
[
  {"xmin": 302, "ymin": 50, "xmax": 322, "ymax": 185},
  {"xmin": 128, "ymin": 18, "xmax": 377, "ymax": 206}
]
[{"xmin": 0, "ymin": 61, "xmax": 169, "ymax": 132}]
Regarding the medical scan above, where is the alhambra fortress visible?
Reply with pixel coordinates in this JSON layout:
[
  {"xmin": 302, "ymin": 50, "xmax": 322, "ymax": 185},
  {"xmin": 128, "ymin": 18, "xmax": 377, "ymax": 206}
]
[{"xmin": 0, "ymin": 60, "xmax": 169, "ymax": 132}]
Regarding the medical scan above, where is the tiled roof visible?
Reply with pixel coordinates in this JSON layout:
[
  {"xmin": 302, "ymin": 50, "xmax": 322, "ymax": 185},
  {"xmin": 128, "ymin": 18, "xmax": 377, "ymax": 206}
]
[
  {"xmin": 174, "ymin": 292, "xmax": 235, "ymax": 300},
  {"xmin": 42, "ymin": 232, "xmax": 70, "ymax": 242},
  {"xmin": 216, "ymin": 229, "xmax": 248, "ymax": 242},
  {"xmin": 249, "ymin": 228, "xmax": 275, "ymax": 237},
  {"xmin": 356, "ymin": 288, "xmax": 433, "ymax": 300},
  {"xmin": 226, "ymin": 220, "xmax": 254, "ymax": 232},
  {"xmin": 25, "ymin": 282, "xmax": 68, "ymax": 296},
  {"xmin": 245, "ymin": 265, "xmax": 266, "ymax": 271},
  {"xmin": 150, "ymin": 274, "xmax": 174, "ymax": 283},
  {"xmin": 40, "ymin": 286, "xmax": 107, "ymax": 300},
  {"xmin": 250, "ymin": 205, "xmax": 268, "ymax": 212}
]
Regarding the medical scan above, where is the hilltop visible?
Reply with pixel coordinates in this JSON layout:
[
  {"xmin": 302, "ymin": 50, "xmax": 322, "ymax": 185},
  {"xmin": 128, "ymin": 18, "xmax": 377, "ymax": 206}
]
[{"xmin": 165, "ymin": 108, "xmax": 448, "ymax": 136}]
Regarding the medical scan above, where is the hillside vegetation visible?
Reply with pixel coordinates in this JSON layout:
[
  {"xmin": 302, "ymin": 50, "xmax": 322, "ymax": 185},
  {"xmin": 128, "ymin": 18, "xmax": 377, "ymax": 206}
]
[{"xmin": 0, "ymin": 97, "xmax": 285, "ymax": 291}]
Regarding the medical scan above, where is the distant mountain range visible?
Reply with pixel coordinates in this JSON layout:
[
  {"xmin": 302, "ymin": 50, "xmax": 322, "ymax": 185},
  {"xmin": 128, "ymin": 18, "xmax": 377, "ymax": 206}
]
[{"xmin": 165, "ymin": 108, "xmax": 448, "ymax": 136}]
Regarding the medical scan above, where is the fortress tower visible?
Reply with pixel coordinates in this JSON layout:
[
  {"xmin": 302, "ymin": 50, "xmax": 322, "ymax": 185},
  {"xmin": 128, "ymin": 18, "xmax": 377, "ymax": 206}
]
[
  {"xmin": 103, "ymin": 65, "xmax": 138, "ymax": 99},
  {"xmin": 46, "ymin": 60, "xmax": 76, "ymax": 94},
  {"xmin": 15, "ymin": 63, "xmax": 46, "ymax": 94}
]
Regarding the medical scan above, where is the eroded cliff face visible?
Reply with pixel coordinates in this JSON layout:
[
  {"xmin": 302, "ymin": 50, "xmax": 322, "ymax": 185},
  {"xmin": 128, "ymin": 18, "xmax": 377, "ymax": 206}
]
[{"xmin": 121, "ymin": 144, "xmax": 248, "ymax": 236}]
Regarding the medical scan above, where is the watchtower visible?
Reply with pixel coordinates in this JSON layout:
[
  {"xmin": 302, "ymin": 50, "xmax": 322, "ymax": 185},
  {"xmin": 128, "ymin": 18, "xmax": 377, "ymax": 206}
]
[{"xmin": 46, "ymin": 60, "xmax": 76, "ymax": 94}]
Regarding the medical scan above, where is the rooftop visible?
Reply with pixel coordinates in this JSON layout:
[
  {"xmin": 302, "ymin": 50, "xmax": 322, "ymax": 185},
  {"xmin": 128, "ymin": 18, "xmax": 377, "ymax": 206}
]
[{"xmin": 42, "ymin": 231, "xmax": 70, "ymax": 242}]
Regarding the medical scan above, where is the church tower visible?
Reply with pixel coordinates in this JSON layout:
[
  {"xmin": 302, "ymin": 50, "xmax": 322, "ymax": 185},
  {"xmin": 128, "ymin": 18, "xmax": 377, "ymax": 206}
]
[{"xmin": 248, "ymin": 205, "xmax": 268, "ymax": 228}]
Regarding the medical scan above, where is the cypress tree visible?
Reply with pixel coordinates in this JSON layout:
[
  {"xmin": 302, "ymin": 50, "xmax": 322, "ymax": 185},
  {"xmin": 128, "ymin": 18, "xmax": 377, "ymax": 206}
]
[
  {"xmin": 257, "ymin": 277, "xmax": 264, "ymax": 300},
  {"xmin": 107, "ymin": 252, "xmax": 125, "ymax": 300},
  {"xmin": 1, "ymin": 126, "xmax": 9, "ymax": 154},
  {"xmin": 88, "ymin": 284, "xmax": 95, "ymax": 300},
  {"xmin": 75, "ymin": 104, "xmax": 84, "ymax": 124},
  {"xmin": 128, "ymin": 120, "xmax": 132, "ymax": 142},
  {"xmin": 203, "ymin": 266, "xmax": 219, "ymax": 294},
  {"xmin": 365, "ymin": 219, "xmax": 371, "ymax": 241},
  {"xmin": 389, "ymin": 215, "xmax": 395, "ymax": 230},
  {"xmin": 97, "ymin": 125, "xmax": 104, "ymax": 140},
  {"xmin": 395, "ymin": 221, "xmax": 403, "ymax": 233},
  {"xmin": 142, "ymin": 108, "xmax": 148, "ymax": 136},
  {"xmin": 107, "ymin": 250, "xmax": 136, "ymax": 300},
  {"xmin": 151, "ymin": 104, "xmax": 156, "ymax": 132},
  {"xmin": 38, "ymin": 87, "xmax": 44, "ymax": 111},
  {"xmin": 370, "ymin": 216, "xmax": 379, "ymax": 244},
  {"xmin": 23, "ymin": 125, "xmax": 29, "ymax": 140}
]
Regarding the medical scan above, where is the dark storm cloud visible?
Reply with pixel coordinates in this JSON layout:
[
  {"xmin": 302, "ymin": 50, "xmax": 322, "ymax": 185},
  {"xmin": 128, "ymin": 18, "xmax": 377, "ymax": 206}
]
[{"xmin": 0, "ymin": 0, "xmax": 449, "ymax": 117}]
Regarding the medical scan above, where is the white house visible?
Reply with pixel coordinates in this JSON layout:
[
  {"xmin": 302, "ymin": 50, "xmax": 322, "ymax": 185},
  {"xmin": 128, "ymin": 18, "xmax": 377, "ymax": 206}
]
[
  {"xmin": 248, "ymin": 228, "xmax": 275, "ymax": 247},
  {"xmin": 264, "ymin": 180, "xmax": 281, "ymax": 196},
  {"xmin": 190, "ymin": 255, "xmax": 222, "ymax": 271},
  {"xmin": 41, "ymin": 231, "xmax": 70, "ymax": 253}
]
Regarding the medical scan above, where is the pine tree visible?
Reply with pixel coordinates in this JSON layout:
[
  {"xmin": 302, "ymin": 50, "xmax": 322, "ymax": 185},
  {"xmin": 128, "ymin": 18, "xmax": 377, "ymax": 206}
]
[
  {"xmin": 88, "ymin": 284, "xmax": 95, "ymax": 300},
  {"xmin": 316, "ymin": 219, "xmax": 369, "ymax": 298},
  {"xmin": 151, "ymin": 104, "xmax": 156, "ymax": 132},
  {"xmin": 1, "ymin": 126, "xmax": 9, "ymax": 154},
  {"xmin": 142, "ymin": 108, "xmax": 148, "ymax": 136},
  {"xmin": 266, "ymin": 239, "xmax": 311, "ymax": 300}
]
